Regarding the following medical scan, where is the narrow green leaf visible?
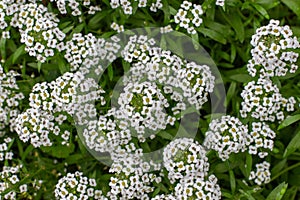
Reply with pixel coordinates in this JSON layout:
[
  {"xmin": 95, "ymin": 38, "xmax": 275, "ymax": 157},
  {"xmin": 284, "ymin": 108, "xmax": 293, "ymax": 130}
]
[
  {"xmin": 256, "ymin": 0, "xmax": 280, "ymax": 10},
  {"xmin": 229, "ymin": 170, "xmax": 236, "ymax": 194},
  {"xmin": 221, "ymin": 9, "xmax": 245, "ymax": 42},
  {"xmin": 169, "ymin": 6, "xmax": 177, "ymax": 15},
  {"xmin": 62, "ymin": 25, "xmax": 74, "ymax": 34},
  {"xmin": 88, "ymin": 10, "xmax": 110, "ymax": 29},
  {"xmin": 73, "ymin": 23, "xmax": 85, "ymax": 33},
  {"xmin": 278, "ymin": 114, "xmax": 300, "ymax": 130},
  {"xmin": 0, "ymin": 38, "xmax": 6, "ymax": 59},
  {"xmin": 37, "ymin": 62, "xmax": 42, "ymax": 73},
  {"xmin": 283, "ymin": 130, "xmax": 300, "ymax": 157},
  {"xmin": 157, "ymin": 131, "xmax": 174, "ymax": 140},
  {"xmin": 281, "ymin": 0, "xmax": 300, "ymax": 17},
  {"xmin": 57, "ymin": 56, "xmax": 69, "ymax": 74},
  {"xmin": 197, "ymin": 27, "xmax": 227, "ymax": 44},
  {"xmin": 108, "ymin": 65, "xmax": 113, "ymax": 81},
  {"xmin": 245, "ymin": 153, "xmax": 252, "ymax": 178},
  {"xmin": 229, "ymin": 74, "xmax": 252, "ymax": 83},
  {"xmin": 12, "ymin": 44, "xmax": 26, "ymax": 64},
  {"xmin": 225, "ymin": 82, "xmax": 236, "ymax": 107},
  {"xmin": 251, "ymin": 3, "xmax": 270, "ymax": 19},
  {"xmin": 230, "ymin": 43, "xmax": 236, "ymax": 63},
  {"xmin": 272, "ymin": 159, "xmax": 287, "ymax": 175},
  {"xmin": 266, "ymin": 182, "xmax": 288, "ymax": 200}
]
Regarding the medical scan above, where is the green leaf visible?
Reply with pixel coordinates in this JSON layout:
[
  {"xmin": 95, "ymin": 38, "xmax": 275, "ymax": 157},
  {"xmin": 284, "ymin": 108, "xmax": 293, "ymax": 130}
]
[
  {"xmin": 272, "ymin": 159, "xmax": 287, "ymax": 175},
  {"xmin": 88, "ymin": 10, "xmax": 111, "ymax": 29},
  {"xmin": 283, "ymin": 130, "xmax": 300, "ymax": 157},
  {"xmin": 57, "ymin": 56, "xmax": 69, "ymax": 74},
  {"xmin": 266, "ymin": 182, "xmax": 288, "ymax": 200},
  {"xmin": 229, "ymin": 170, "xmax": 236, "ymax": 194},
  {"xmin": 12, "ymin": 44, "xmax": 26, "ymax": 64},
  {"xmin": 278, "ymin": 114, "xmax": 300, "ymax": 130},
  {"xmin": 245, "ymin": 153, "xmax": 252, "ymax": 178},
  {"xmin": 37, "ymin": 62, "xmax": 42, "ymax": 73},
  {"xmin": 108, "ymin": 65, "xmax": 113, "ymax": 81},
  {"xmin": 256, "ymin": 0, "xmax": 280, "ymax": 10},
  {"xmin": 197, "ymin": 27, "xmax": 227, "ymax": 44},
  {"xmin": 157, "ymin": 131, "xmax": 174, "ymax": 140},
  {"xmin": 41, "ymin": 143, "xmax": 75, "ymax": 158},
  {"xmin": 229, "ymin": 74, "xmax": 252, "ymax": 83},
  {"xmin": 230, "ymin": 43, "xmax": 236, "ymax": 63},
  {"xmin": 281, "ymin": 0, "xmax": 300, "ymax": 17},
  {"xmin": 225, "ymin": 82, "xmax": 236, "ymax": 107},
  {"xmin": 222, "ymin": 9, "xmax": 245, "ymax": 42},
  {"xmin": 251, "ymin": 3, "xmax": 270, "ymax": 19},
  {"xmin": 0, "ymin": 38, "xmax": 6, "ymax": 59},
  {"xmin": 73, "ymin": 23, "xmax": 85, "ymax": 34}
]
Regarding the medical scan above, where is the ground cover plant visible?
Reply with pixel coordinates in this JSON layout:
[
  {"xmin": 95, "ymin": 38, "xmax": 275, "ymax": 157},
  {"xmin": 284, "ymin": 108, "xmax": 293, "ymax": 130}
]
[{"xmin": 1, "ymin": 0, "xmax": 300, "ymax": 199}]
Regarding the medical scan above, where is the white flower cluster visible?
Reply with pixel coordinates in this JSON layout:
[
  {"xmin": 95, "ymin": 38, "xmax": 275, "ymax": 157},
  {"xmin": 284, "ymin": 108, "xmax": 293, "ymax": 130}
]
[
  {"xmin": 116, "ymin": 81, "xmax": 174, "ymax": 142},
  {"xmin": 11, "ymin": 3, "xmax": 65, "ymax": 63},
  {"xmin": 174, "ymin": 1, "xmax": 204, "ymax": 34},
  {"xmin": 49, "ymin": 0, "xmax": 101, "ymax": 16},
  {"xmin": 72, "ymin": 35, "xmax": 121, "ymax": 74},
  {"xmin": 0, "ymin": 0, "xmax": 25, "ymax": 38},
  {"xmin": 249, "ymin": 161, "xmax": 271, "ymax": 185},
  {"xmin": 64, "ymin": 33, "xmax": 99, "ymax": 71},
  {"xmin": 203, "ymin": 115, "xmax": 248, "ymax": 161},
  {"xmin": 248, "ymin": 19, "xmax": 300, "ymax": 77},
  {"xmin": 246, "ymin": 122, "xmax": 276, "ymax": 158},
  {"xmin": 107, "ymin": 164, "xmax": 161, "ymax": 199},
  {"xmin": 163, "ymin": 138, "xmax": 221, "ymax": 199},
  {"xmin": 240, "ymin": 77, "xmax": 295, "ymax": 122},
  {"xmin": 0, "ymin": 165, "xmax": 24, "ymax": 200},
  {"xmin": 54, "ymin": 171, "xmax": 107, "ymax": 200},
  {"xmin": 111, "ymin": 22, "xmax": 124, "ymax": 33},
  {"xmin": 215, "ymin": 0, "xmax": 225, "ymax": 6},
  {"xmin": 0, "ymin": 65, "xmax": 24, "ymax": 136},
  {"xmin": 0, "ymin": 137, "xmax": 43, "ymax": 200},
  {"xmin": 163, "ymin": 138, "xmax": 209, "ymax": 183},
  {"xmin": 15, "ymin": 71, "xmax": 104, "ymax": 148},
  {"xmin": 174, "ymin": 174, "xmax": 221, "ymax": 199},
  {"xmin": 110, "ymin": 0, "xmax": 163, "ymax": 15},
  {"xmin": 122, "ymin": 35, "xmax": 215, "ymax": 110},
  {"xmin": 0, "ymin": 137, "xmax": 13, "ymax": 163},
  {"xmin": 82, "ymin": 108, "xmax": 131, "ymax": 153}
]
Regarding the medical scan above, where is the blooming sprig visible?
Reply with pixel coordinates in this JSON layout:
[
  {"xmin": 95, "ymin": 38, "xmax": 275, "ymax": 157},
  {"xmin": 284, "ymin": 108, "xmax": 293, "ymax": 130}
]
[
  {"xmin": 82, "ymin": 108, "xmax": 131, "ymax": 154},
  {"xmin": 248, "ymin": 19, "xmax": 300, "ymax": 77},
  {"xmin": 174, "ymin": 1, "xmax": 204, "ymax": 34},
  {"xmin": 246, "ymin": 122, "xmax": 276, "ymax": 158},
  {"xmin": 48, "ymin": 0, "xmax": 101, "ymax": 16},
  {"xmin": 111, "ymin": 22, "xmax": 124, "ymax": 33},
  {"xmin": 11, "ymin": 3, "xmax": 65, "ymax": 63},
  {"xmin": 122, "ymin": 35, "xmax": 215, "ymax": 111},
  {"xmin": 240, "ymin": 77, "xmax": 295, "ymax": 122},
  {"xmin": 0, "ymin": 165, "xmax": 23, "ymax": 199},
  {"xmin": 0, "ymin": 136, "xmax": 44, "ymax": 200},
  {"xmin": 107, "ymin": 166, "xmax": 161, "ymax": 199},
  {"xmin": 174, "ymin": 174, "xmax": 221, "ymax": 199},
  {"xmin": 110, "ymin": 0, "xmax": 163, "ymax": 15},
  {"xmin": 15, "ymin": 108, "xmax": 71, "ymax": 148},
  {"xmin": 116, "ymin": 81, "xmax": 173, "ymax": 142},
  {"xmin": 203, "ymin": 115, "xmax": 248, "ymax": 161},
  {"xmin": 54, "ymin": 171, "xmax": 107, "ymax": 200},
  {"xmin": 0, "ymin": 137, "xmax": 13, "ymax": 164},
  {"xmin": 249, "ymin": 161, "xmax": 271, "ymax": 185},
  {"xmin": 163, "ymin": 138, "xmax": 209, "ymax": 183},
  {"xmin": 0, "ymin": 65, "xmax": 24, "ymax": 136},
  {"xmin": 16, "ymin": 71, "xmax": 105, "ymax": 148},
  {"xmin": 64, "ymin": 33, "xmax": 99, "ymax": 71}
]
